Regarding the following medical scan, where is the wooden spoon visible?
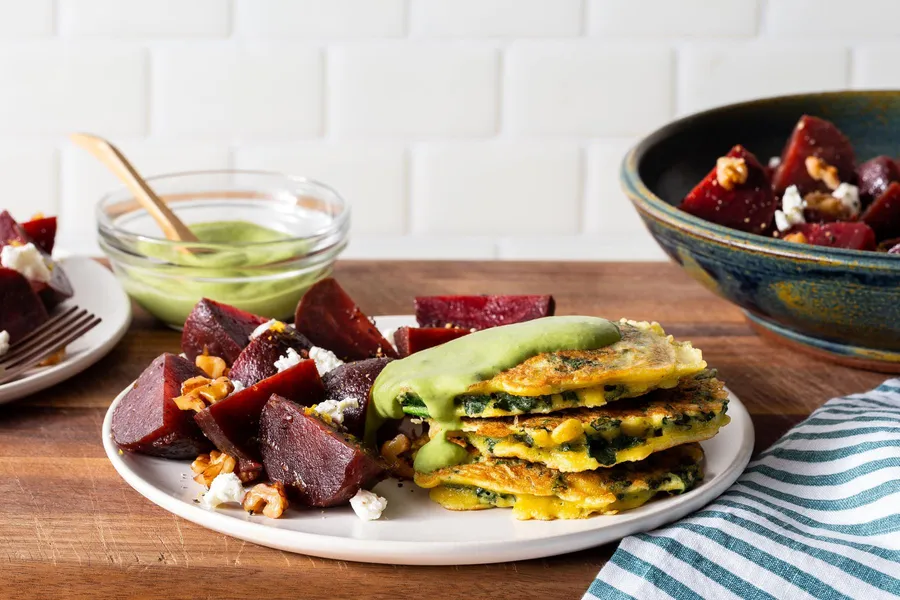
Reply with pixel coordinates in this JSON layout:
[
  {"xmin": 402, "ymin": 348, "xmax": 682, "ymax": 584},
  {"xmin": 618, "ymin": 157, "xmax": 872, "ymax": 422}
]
[{"xmin": 70, "ymin": 133, "xmax": 199, "ymax": 243}]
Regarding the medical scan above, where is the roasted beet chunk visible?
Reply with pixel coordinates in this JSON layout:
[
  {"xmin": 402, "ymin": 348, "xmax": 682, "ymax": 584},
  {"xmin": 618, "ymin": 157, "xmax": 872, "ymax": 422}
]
[
  {"xmin": 294, "ymin": 278, "xmax": 397, "ymax": 361},
  {"xmin": 229, "ymin": 324, "xmax": 313, "ymax": 386},
  {"xmin": 394, "ymin": 326, "xmax": 470, "ymax": 357},
  {"xmin": 111, "ymin": 354, "xmax": 212, "ymax": 459},
  {"xmin": 20, "ymin": 216, "xmax": 57, "ymax": 255},
  {"xmin": 321, "ymin": 358, "xmax": 392, "ymax": 438},
  {"xmin": 861, "ymin": 182, "xmax": 900, "ymax": 241},
  {"xmin": 415, "ymin": 295, "xmax": 555, "ymax": 330},
  {"xmin": 260, "ymin": 395, "xmax": 384, "ymax": 507},
  {"xmin": 772, "ymin": 116, "xmax": 856, "ymax": 196},
  {"xmin": 181, "ymin": 298, "xmax": 269, "ymax": 365},
  {"xmin": 788, "ymin": 222, "xmax": 877, "ymax": 251},
  {"xmin": 194, "ymin": 360, "xmax": 324, "ymax": 481},
  {"xmin": 680, "ymin": 145, "xmax": 776, "ymax": 235},
  {"xmin": 857, "ymin": 156, "xmax": 899, "ymax": 208},
  {"xmin": 0, "ymin": 210, "xmax": 73, "ymax": 310},
  {"xmin": 0, "ymin": 268, "xmax": 49, "ymax": 342}
]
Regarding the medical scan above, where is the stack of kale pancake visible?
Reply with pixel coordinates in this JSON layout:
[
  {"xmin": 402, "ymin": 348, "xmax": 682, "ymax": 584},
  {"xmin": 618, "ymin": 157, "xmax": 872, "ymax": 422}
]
[{"xmin": 373, "ymin": 318, "xmax": 730, "ymax": 521}]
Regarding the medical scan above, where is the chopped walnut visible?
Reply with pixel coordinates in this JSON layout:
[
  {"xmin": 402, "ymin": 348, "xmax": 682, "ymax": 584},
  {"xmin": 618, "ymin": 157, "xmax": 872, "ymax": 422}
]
[
  {"xmin": 242, "ymin": 482, "xmax": 289, "ymax": 518},
  {"xmin": 173, "ymin": 376, "xmax": 234, "ymax": 412},
  {"xmin": 195, "ymin": 354, "xmax": 228, "ymax": 379},
  {"xmin": 191, "ymin": 450, "xmax": 237, "ymax": 488},
  {"xmin": 805, "ymin": 156, "xmax": 841, "ymax": 190},
  {"xmin": 380, "ymin": 433, "xmax": 414, "ymax": 479},
  {"xmin": 783, "ymin": 231, "xmax": 809, "ymax": 244},
  {"xmin": 715, "ymin": 157, "xmax": 749, "ymax": 191},
  {"xmin": 803, "ymin": 191, "xmax": 852, "ymax": 220},
  {"xmin": 38, "ymin": 348, "xmax": 66, "ymax": 367}
]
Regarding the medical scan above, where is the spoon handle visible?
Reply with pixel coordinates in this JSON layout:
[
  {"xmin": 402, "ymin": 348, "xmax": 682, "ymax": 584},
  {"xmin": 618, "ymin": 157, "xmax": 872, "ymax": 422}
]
[{"xmin": 70, "ymin": 133, "xmax": 199, "ymax": 243}]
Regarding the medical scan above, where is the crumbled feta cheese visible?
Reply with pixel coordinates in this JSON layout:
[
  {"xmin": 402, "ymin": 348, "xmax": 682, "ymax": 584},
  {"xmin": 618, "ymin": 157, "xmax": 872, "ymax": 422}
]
[
  {"xmin": 0, "ymin": 330, "xmax": 8, "ymax": 357},
  {"xmin": 309, "ymin": 346, "xmax": 344, "ymax": 376},
  {"xmin": 200, "ymin": 472, "xmax": 245, "ymax": 509},
  {"xmin": 768, "ymin": 156, "xmax": 781, "ymax": 169},
  {"xmin": 774, "ymin": 185, "xmax": 806, "ymax": 233},
  {"xmin": 313, "ymin": 397, "xmax": 359, "ymax": 426},
  {"xmin": 250, "ymin": 319, "xmax": 281, "ymax": 340},
  {"xmin": 0, "ymin": 243, "xmax": 52, "ymax": 283},
  {"xmin": 379, "ymin": 326, "xmax": 399, "ymax": 351},
  {"xmin": 349, "ymin": 489, "xmax": 387, "ymax": 521},
  {"xmin": 230, "ymin": 380, "xmax": 245, "ymax": 395},
  {"xmin": 832, "ymin": 182, "xmax": 861, "ymax": 217},
  {"xmin": 274, "ymin": 347, "xmax": 303, "ymax": 373}
]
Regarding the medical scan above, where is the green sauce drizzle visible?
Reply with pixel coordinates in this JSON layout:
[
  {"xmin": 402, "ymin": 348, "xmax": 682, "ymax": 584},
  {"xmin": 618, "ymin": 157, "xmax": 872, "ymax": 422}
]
[{"xmin": 369, "ymin": 316, "xmax": 621, "ymax": 473}]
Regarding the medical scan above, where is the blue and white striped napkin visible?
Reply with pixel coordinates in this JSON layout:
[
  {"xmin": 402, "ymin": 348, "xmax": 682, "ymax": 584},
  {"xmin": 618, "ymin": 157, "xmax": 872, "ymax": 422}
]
[{"xmin": 586, "ymin": 379, "xmax": 900, "ymax": 600}]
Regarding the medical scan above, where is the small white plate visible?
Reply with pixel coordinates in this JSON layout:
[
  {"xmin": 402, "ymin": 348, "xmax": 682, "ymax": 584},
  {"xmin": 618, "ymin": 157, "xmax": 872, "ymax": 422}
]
[
  {"xmin": 0, "ymin": 257, "xmax": 132, "ymax": 405},
  {"xmin": 103, "ymin": 315, "xmax": 754, "ymax": 566}
]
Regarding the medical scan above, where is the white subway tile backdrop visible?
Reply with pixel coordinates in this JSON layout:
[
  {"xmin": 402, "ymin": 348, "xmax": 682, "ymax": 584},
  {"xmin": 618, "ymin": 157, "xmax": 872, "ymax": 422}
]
[{"xmin": 0, "ymin": 0, "xmax": 894, "ymax": 260}]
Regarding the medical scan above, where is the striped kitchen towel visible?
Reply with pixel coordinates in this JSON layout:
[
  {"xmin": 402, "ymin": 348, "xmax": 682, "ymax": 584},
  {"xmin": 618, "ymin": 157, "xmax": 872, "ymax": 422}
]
[{"xmin": 586, "ymin": 379, "xmax": 900, "ymax": 600}]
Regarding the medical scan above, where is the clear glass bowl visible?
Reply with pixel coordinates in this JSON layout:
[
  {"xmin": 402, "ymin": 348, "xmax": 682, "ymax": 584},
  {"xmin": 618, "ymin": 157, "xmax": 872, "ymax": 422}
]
[{"xmin": 97, "ymin": 170, "xmax": 349, "ymax": 328}]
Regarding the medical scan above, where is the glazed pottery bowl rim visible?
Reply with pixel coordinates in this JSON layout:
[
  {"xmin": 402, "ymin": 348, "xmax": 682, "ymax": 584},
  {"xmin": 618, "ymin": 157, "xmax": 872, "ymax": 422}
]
[{"xmin": 622, "ymin": 89, "xmax": 900, "ymax": 271}]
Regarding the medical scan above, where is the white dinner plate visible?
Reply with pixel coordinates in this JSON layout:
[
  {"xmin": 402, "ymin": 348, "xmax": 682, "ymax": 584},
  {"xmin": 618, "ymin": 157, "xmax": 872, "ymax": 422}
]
[
  {"xmin": 103, "ymin": 315, "xmax": 755, "ymax": 566},
  {"xmin": 1, "ymin": 257, "xmax": 132, "ymax": 405}
]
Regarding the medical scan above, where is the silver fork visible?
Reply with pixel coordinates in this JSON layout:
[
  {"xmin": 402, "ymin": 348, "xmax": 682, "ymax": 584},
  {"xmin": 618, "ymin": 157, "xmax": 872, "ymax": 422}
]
[{"xmin": 0, "ymin": 305, "xmax": 102, "ymax": 385}]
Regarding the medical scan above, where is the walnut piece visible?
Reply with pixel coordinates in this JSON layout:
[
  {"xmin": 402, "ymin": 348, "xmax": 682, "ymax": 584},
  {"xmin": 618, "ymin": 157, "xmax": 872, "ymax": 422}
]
[
  {"xmin": 191, "ymin": 450, "xmax": 237, "ymax": 488},
  {"xmin": 195, "ymin": 354, "xmax": 228, "ymax": 379},
  {"xmin": 805, "ymin": 156, "xmax": 841, "ymax": 190},
  {"xmin": 242, "ymin": 482, "xmax": 289, "ymax": 518},
  {"xmin": 715, "ymin": 157, "xmax": 749, "ymax": 191},
  {"xmin": 173, "ymin": 376, "xmax": 234, "ymax": 412},
  {"xmin": 783, "ymin": 231, "xmax": 809, "ymax": 244},
  {"xmin": 803, "ymin": 191, "xmax": 852, "ymax": 220},
  {"xmin": 380, "ymin": 433, "xmax": 414, "ymax": 479}
]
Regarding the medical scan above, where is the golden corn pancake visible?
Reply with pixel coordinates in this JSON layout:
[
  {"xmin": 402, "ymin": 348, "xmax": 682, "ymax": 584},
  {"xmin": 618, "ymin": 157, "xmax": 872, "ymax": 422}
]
[
  {"xmin": 414, "ymin": 444, "xmax": 704, "ymax": 520},
  {"xmin": 453, "ymin": 374, "xmax": 728, "ymax": 472},
  {"xmin": 399, "ymin": 320, "xmax": 705, "ymax": 419}
]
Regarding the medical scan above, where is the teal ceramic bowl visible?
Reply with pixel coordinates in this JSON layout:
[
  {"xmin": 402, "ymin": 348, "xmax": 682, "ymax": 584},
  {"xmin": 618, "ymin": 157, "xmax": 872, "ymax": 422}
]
[{"xmin": 622, "ymin": 91, "xmax": 900, "ymax": 372}]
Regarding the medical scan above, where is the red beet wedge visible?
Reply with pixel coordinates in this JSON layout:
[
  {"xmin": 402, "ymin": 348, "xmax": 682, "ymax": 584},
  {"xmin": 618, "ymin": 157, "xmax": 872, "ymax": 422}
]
[
  {"xmin": 194, "ymin": 359, "xmax": 324, "ymax": 482},
  {"xmin": 294, "ymin": 278, "xmax": 398, "ymax": 361},
  {"xmin": 259, "ymin": 394, "xmax": 384, "ymax": 507},
  {"xmin": 0, "ymin": 210, "xmax": 73, "ymax": 311},
  {"xmin": 0, "ymin": 267, "xmax": 49, "ymax": 342},
  {"xmin": 20, "ymin": 216, "xmax": 57, "ymax": 255},
  {"xmin": 393, "ymin": 326, "xmax": 470, "ymax": 357},
  {"xmin": 321, "ymin": 357, "xmax": 392, "ymax": 438},
  {"xmin": 415, "ymin": 295, "xmax": 555, "ymax": 330},
  {"xmin": 790, "ymin": 222, "xmax": 877, "ymax": 251},
  {"xmin": 772, "ymin": 115, "xmax": 856, "ymax": 196},
  {"xmin": 111, "ymin": 353, "xmax": 212, "ymax": 459},
  {"xmin": 857, "ymin": 156, "xmax": 899, "ymax": 208},
  {"xmin": 181, "ymin": 298, "xmax": 269, "ymax": 365},
  {"xmin": 861, "ymin": 182, "xmax": 900, "ymax": 241},
  {"xmin": 228, "ymin": 325, "xmax": 313, "ymax": 386},
  {"xmin": 679, "ymin": 145, "xmax": 776, "ymax": 235}
]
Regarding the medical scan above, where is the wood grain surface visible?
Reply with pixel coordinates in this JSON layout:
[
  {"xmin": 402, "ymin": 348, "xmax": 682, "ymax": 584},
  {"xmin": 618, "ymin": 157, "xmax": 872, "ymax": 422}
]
[{"xmin": 0, "ymin": 261, "xmax": 886, "ymax": 600}]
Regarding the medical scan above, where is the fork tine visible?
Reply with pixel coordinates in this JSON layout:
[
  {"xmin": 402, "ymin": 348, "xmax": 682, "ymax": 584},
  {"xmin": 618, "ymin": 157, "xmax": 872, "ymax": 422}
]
[
  {"xmin": 0, "ymin": 311, "xmax": 98, "ymax": 370},
  {"xmin": 0, "ymin": 315, "xmax": 101, "ymax": 385},
  {"xmin": 1, "ymin": 306, "xmax": 82, "ymax": 359}
]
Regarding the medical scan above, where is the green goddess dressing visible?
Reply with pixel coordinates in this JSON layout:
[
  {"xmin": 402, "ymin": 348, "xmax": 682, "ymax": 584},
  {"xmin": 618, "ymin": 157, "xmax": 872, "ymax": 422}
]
[{"xmin": 368, "ymin": 316, "xmax": 621, "ymax": 473}]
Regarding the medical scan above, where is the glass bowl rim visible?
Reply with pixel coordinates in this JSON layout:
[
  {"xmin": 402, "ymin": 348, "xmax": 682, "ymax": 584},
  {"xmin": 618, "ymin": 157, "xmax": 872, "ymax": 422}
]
[{"xmin": 95, "ymin": 168, "xmax": 351, "ymax": 250}]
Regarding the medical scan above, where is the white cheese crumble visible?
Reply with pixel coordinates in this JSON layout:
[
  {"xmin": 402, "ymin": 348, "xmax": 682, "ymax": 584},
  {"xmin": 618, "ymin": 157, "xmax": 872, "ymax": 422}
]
[
  {"xmin": 0, "ymin": 330, "xmax": 8, "ymax": 357},
  {"xmin": 313, "ymin": 397, "xmax": 359, "ymax": 426},
  {"xmin": 774, "ymin": 185, "xmax": 806, "ymax": 233},
  {"xmin": 229, "ymin": 380, "xmax": 245, "ymax": 396},
  {"xmin": 274, "ymin": 347, "xmax": 303, "ymax": 373},
  {"xmin": 0, "ymin": 242, "xmax": 52, "ymax": 283},
  {"xmin": 309, "ymin": 346, "xmax": 344, "ymax": 376},
  {"xmin": 832, "ymin": 182, "xmax": 861, "ymax": 217},
  {"xmin": 768, "ymin": 156, "xmax": 781, "ymax": 169},
  {"xmin": 249, "ymin": 319, "xmax": 281, "ymax": 341},
  {"xmin": 349, "ymin": 489, "xmax": 387, "ymax": 521},
  {"xmin": 200, "ymin": 472, "xmax": 245, "ymax": 509}
]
